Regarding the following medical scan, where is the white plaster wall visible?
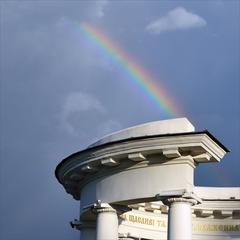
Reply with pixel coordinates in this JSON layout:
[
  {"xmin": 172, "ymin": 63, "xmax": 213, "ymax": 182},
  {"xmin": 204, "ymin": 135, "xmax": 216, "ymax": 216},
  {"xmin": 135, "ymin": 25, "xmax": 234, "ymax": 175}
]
[{"xmin": 80, "ymin": 163, "xmax": 194, "ymax": 209}]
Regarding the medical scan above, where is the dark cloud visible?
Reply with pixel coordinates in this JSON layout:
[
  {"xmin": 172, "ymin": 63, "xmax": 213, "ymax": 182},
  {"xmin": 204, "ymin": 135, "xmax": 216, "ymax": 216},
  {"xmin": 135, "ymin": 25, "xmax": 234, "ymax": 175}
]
[{"xmin": 0, "ymin": 1, "xmax": 239, "ymax": 239}]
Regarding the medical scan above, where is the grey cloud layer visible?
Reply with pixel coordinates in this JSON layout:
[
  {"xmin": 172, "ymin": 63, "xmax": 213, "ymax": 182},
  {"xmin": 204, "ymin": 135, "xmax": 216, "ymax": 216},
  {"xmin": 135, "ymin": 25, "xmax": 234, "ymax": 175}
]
[{"xmin": 1, "ymin": 1, "xmax": 239, "ymax": 240}]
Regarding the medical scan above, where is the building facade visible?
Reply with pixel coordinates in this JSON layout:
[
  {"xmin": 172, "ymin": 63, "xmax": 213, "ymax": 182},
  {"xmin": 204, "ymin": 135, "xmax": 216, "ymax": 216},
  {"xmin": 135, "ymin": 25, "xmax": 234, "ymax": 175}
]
[{"xmin": 55, "ymin": 118, "xmax": 240, "ymax": 240}]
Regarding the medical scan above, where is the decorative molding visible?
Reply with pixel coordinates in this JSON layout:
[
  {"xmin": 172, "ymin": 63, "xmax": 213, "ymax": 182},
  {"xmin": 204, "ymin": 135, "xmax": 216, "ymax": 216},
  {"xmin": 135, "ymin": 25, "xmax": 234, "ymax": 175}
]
[
  {"xmin": 214, "ymin": 210, "xmax": 233, "ymax": 218},
  {"xmin": 164, "ymin": 197, "xmax": 198, "ymax": 206},
  {"xmin": 81, "ymin": 165, "xmax": 97, "ymax": 173},
  {"xmin": 57, "ymin": 133, "xmax": 227, "ymax": 185},
  {"xmin": 194, "ymin": 209, "xmax": 213, "ymax": 217},
  {"xmin": 193, "ymin": 153, "xmax": 212, "ymax": 162},
  {"xmin": 126, "ymin": 200, "xmax": 240, "ymax": 219},
  {"xmin": 56, "ymin": 133, "xmax": 228, "ymax": 200},
  {"xmin": 128, "ymin": 153, "xmax": 146, "ymax": 161},
  {"xmin": 101, "ymin": 158, "xmax": 119, "ymax": 166},
  {"xmin": 162, "ymin": 148, "xmax": 181, "ymax": 158},
  {"xmin": 92, "ymin": 200, "xmax": 117, "ymax": 214}
]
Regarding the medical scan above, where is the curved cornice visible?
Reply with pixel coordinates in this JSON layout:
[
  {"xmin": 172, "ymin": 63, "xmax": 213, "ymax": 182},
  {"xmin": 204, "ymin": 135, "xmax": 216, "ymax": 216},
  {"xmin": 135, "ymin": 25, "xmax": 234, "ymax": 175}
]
[
  {"xmin": 55, "ymin": 132, "xmax": 228, "ymax": 200},
  {"xmin": 55, "ymin": 130, "xmax": 229, "ymax": 184}
]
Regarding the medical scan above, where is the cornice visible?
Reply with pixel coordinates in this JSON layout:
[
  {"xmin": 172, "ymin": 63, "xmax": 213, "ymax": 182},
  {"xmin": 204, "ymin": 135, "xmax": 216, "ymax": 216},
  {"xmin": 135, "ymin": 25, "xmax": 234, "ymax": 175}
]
[
  {"xmin": 55, "ymin": 131, "xmax": 228, "ymax": 182},
  {"xmin": 55, "ymin": 132, "xmax": 228, "ymax": 200}
]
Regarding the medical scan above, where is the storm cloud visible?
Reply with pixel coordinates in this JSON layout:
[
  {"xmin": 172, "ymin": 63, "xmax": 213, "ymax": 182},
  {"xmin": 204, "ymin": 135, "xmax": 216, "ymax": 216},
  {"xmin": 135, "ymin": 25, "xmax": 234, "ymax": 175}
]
[{"xmin": 0, "ymin": 1, "xmax": 239, "ymax": 240}]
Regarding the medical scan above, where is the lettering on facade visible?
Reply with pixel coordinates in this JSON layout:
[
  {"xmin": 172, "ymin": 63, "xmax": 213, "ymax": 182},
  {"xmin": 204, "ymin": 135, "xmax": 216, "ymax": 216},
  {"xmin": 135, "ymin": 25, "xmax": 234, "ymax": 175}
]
[
  {"xmin": 193, "ymin": 223, "xmax": 240, "ymax": 232},
  {"xmin": 121, "ymin": 213, "xmax": 240, "ymax": 232},
  {"xmin": 121, "ymin": 213, "xmax": 166, "ymax": 228}
]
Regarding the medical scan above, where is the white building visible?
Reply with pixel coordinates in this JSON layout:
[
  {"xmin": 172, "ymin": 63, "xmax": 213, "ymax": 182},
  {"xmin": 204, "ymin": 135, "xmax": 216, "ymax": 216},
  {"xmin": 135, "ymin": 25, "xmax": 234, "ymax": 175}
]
[{"xmin": 55, "ymin": 118, "xmax": 240, "ymax": 240}]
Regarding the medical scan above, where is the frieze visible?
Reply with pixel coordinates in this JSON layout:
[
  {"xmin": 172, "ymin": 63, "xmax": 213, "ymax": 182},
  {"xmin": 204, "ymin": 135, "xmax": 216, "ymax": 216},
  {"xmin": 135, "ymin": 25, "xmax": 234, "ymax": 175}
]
[{"xmin": 121, "ymin": 212, "xmax": 240, "ymax": 234}]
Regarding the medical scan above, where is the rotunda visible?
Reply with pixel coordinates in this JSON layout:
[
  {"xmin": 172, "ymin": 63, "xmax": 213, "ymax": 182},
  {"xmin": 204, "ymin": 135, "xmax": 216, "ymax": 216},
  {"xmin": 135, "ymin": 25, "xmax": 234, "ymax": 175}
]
[{"xmin": 55, "ymin": 118, "xmax": 240, "ymax": 240}]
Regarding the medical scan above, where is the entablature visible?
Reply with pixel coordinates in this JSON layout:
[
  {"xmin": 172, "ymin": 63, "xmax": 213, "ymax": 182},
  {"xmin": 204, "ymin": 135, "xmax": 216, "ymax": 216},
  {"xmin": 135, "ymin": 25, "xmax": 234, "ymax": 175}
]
[
  {"xmin": 55, "ymin": 132, "xmax": 228, "ymax": 200},
  {"xmin": 127, "ymin": 199, "xmax": 240, "ymax": 220}
]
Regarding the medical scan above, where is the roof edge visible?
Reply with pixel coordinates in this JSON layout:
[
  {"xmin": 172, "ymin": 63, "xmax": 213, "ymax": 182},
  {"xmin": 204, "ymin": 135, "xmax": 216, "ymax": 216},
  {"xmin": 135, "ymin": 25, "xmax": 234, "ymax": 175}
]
[{"xmin": 55, "ymin": 131, "xmax": 229, "ymax": 183}]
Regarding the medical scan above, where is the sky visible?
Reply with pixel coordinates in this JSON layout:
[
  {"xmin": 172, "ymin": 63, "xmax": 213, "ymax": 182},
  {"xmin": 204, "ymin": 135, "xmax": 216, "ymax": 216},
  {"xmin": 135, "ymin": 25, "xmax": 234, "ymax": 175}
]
[{"xmin": 0, "ymin": 1, "xmax": 239, "ymax": 239}]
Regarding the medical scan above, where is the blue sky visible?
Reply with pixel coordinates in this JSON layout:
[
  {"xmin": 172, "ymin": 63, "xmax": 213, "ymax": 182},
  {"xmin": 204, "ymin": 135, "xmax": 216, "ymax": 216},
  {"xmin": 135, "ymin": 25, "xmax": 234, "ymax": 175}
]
[{"xmin": 0, "ymin": 1, "xmax": 239, "ymax": 239}]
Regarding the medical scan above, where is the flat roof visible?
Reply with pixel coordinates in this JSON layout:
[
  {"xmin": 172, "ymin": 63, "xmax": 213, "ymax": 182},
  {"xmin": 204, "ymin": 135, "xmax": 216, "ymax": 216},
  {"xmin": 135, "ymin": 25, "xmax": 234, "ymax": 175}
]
[{"xmin": 89, "ymin": 118, "xmax": 195, "ymax": 148}]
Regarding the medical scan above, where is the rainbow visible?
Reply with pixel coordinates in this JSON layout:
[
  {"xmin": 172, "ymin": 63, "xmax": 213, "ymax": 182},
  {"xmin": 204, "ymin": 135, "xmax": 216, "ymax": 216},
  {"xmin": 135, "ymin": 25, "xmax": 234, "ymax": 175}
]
[{"xmin": 80, "ymin": 22, "xmax": 180, "ymax": 117}]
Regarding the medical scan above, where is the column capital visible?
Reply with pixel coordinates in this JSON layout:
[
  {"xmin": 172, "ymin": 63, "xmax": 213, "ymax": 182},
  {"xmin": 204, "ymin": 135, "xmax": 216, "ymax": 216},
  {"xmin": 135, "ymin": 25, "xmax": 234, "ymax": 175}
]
[
  {"xmin": 163, "ymin": 197, "xmax": 198, "ymax": 206},
  {"xmin": 156, "ymin": 190, "xmax": 202, "ymax": 205},
  {"xmin": 92, "ymin": 200, "xmax": 116, "ymax": 214}
]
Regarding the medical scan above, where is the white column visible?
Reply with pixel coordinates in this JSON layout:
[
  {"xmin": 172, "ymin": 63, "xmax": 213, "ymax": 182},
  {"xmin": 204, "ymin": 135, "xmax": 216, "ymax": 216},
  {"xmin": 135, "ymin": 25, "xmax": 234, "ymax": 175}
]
[
  {"xmin": 93, "ymin": 202, "xmax": 118, "ymax": 240},
  {"xmin": 165, "ymin": 198, "xmax": 197, "ymax": 240}
]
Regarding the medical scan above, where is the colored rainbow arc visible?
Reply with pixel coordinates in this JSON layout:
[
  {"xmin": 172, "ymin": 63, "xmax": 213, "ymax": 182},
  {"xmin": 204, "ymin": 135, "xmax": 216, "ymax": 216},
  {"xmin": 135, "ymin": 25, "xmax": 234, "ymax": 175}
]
[{"xmin": 80, "ymin": 22, "xmax": 181, "ymax": 117}]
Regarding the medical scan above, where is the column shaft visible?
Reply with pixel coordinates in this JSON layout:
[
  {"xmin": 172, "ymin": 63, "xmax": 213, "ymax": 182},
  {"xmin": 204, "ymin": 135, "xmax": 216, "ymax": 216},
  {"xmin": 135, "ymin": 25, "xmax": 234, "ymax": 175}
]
[
  {"xmin": 96, "ymin": 209, "xmax": 118, "ymax": 240},
  {"xmin": 165, "ymin": 198, "xmax": 197, "ymax": 240},
  {"xmin": 93, "ymin": 202, "xmax": 118, "ymax": 240},
  {"xmin": 168, "ymin": 202, "xmax": 192, "ymax": 239}
]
